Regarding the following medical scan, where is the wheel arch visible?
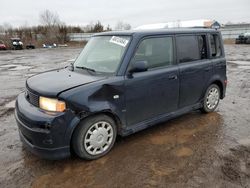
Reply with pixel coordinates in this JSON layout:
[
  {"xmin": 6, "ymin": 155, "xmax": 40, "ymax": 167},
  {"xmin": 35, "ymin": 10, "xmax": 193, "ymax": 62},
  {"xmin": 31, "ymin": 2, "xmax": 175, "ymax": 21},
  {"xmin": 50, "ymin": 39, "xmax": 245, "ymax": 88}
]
[
  {"xmin": 69, "ymin": 110, "xmax": 122, "ymax": 148},
  {"xmin": 82, "ymin": 110, "xmax": 123, "ymax": 133},
  {"xmin": 210, "ymin": 80, "xmax": 224, "ymax": 99}
]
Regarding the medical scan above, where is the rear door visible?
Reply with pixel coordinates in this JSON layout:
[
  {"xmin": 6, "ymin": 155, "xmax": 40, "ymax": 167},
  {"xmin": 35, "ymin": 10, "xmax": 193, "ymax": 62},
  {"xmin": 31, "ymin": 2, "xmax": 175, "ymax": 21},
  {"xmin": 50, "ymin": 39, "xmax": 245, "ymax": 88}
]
[
  {"xmin": 177, "ymin": 34, "xmax": 212, "ymax": 108},
  {"xmin": 208, "ymin": 33, "xmax": 227, "ymax": 82},
  {"xmin": 125, "ymin": 36, "xmax": 179, "ymax": 126}
]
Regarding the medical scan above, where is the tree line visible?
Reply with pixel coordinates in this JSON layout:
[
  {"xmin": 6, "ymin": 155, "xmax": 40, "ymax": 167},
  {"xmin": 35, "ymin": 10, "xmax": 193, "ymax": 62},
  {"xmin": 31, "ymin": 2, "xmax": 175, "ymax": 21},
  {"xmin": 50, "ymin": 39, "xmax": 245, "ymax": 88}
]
[{"xmin": 0, "ymin": 10, "xmax": 131, "ymax": 46}]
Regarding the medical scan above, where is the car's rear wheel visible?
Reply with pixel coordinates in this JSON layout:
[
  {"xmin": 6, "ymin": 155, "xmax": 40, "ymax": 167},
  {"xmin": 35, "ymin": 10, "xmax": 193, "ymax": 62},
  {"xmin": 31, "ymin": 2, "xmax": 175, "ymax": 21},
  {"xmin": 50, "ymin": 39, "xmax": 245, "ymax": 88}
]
[
  {"xmin": 201, "ymin": 84, "xmax": 220, "ymax": 113},
  {"xmin": 72, "ymin": 114, "xmax": 117, "ymax": 160}
]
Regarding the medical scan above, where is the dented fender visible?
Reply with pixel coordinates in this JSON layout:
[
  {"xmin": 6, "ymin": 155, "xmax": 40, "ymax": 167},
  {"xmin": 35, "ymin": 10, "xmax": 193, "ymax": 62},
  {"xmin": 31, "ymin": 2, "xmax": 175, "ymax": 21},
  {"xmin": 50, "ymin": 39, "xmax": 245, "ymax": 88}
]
[{"xmin": 59, "ymin": 76, "xmax": 126, "ymax": 134}]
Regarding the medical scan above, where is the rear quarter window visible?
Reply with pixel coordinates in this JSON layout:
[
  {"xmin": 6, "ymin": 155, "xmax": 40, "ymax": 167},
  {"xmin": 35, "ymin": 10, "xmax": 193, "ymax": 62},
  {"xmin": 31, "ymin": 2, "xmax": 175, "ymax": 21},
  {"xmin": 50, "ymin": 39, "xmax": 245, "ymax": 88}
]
[{"xmin": 209, "ymin": 34, "xmax": 222, "ymax": 58}]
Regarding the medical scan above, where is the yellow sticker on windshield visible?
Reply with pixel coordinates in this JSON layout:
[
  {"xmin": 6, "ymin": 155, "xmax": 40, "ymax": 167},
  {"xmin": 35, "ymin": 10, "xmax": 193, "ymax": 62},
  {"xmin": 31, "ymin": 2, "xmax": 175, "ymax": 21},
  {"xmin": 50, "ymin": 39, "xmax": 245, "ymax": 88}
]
[{"xmin": 109, "ymin": 36, "xmax": 129, "ymax": 47}]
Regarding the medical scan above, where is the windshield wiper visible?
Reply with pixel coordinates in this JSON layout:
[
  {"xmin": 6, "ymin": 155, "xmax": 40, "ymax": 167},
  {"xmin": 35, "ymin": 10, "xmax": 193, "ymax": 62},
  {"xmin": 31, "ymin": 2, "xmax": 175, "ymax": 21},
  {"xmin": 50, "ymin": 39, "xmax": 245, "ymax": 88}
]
[{"xmin": 76, "ymin": 66, "xmax": 96, "ymax": 73}]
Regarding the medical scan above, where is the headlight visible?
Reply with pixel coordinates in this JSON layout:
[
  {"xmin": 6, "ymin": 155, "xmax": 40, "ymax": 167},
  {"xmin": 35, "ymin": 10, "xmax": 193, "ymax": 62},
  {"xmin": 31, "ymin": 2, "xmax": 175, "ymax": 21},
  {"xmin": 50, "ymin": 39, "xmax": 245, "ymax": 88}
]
[{"xmin": 39, "ymin": 97, "xmax": 66, "ymax": 112}]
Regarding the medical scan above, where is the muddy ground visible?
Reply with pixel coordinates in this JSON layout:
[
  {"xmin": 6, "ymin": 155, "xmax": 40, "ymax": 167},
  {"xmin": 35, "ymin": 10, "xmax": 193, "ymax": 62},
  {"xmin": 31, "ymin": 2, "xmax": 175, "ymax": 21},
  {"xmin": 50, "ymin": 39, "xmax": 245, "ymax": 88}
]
[{"xmin": 0, "ymin": 45, "xmax": 250, "ymax": 188}]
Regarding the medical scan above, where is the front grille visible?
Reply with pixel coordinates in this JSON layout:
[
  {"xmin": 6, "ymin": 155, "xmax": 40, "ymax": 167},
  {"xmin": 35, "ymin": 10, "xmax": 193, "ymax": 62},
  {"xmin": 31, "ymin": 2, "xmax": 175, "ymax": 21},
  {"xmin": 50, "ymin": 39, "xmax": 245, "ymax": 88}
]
[{"xmin": 26, "ymin": 89, "xmax": 39, "ymax": 107}]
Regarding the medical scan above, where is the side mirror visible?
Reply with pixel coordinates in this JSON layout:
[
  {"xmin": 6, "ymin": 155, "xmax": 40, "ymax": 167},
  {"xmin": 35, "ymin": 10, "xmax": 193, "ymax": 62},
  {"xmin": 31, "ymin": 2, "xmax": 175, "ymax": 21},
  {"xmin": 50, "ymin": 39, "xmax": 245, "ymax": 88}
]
[{"xmin": 129, "ymin": 61, "xmax": 148, "ymax": 74}]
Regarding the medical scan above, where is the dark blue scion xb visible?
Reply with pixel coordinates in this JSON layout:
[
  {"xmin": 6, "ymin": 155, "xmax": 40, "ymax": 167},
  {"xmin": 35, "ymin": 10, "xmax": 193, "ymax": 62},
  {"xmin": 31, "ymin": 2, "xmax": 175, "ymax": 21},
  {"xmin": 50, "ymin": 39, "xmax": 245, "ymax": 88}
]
[{"xmin": 15, "ymin": 29, "xmax": 227, "ymax": 160}]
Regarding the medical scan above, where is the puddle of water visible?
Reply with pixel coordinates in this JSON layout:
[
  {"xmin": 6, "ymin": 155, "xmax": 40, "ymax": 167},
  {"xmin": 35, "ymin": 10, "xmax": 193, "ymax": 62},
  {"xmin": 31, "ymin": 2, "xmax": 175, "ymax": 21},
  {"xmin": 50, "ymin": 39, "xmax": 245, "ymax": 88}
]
[
  {"xmin": 24, "ymin": 73, "xmax": 36, "ymax": 77},
  {"xmin": 174, "ymin": 147, "xmax": 193, "ymax": 157},
  {"xmin": 0, "ymin": 65, "xmax": 17, "ymax": 68},
  {"xmin": 4, "ymin": 100, "xmax": 15, "ymax": 109},
  {"xmin": 0, "ymin": 64, "xmax": 32, "ymax": 71},
  {"xmin": 67, "ymin": 58, "xmax": 76, "ymax": 62},
  {"xmin": 150, "ymin": 162, "xmax": 175, "ymax": 177},
  {"xmin": 238, "ymin": 66, "xmax": 250, "ymax": 69},
  {"xmin": 228, "ymin": 61, "xmax": 250, "ymax": 66},
  {"xmin": 10, "ymin": 65, "xmax": 32, "ymax": 71},
  {"xmin": 238, "ymin": 138, "xmax": 250, "ymax": 147}
]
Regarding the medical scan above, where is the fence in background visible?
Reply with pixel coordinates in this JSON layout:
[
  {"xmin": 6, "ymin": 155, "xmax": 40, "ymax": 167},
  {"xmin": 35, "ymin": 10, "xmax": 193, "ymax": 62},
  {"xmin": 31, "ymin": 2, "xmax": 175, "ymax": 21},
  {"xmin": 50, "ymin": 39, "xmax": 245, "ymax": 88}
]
[
  {"xmin": 221, "ymin": 24, "xmax": 250, "ymax": 39},
  {"xmin": 67, "ymin": 24, "xmax": 250, "ymax": 41},
  {"xmin": 221, "ymin": 28, "xmax": 250, "ymax": 39},
  {"xmin": 67, "ymin": 33, "xmax": 94, "ymax": 41}
]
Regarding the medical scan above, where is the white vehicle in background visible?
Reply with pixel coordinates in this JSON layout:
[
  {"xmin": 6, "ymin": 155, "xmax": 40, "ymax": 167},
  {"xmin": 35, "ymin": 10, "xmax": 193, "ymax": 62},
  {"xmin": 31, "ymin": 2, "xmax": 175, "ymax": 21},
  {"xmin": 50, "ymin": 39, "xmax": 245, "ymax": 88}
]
[
  {"xmin": 42, "ymin": 43, "xmax": 57, "ymax": 48},
  {"xmin": 235, "ymin": 33, "xmax": 250, "ymax": 44},
  {"xmin": 11, "ymin": 38, "xmax": 23, "ymax": 50}
]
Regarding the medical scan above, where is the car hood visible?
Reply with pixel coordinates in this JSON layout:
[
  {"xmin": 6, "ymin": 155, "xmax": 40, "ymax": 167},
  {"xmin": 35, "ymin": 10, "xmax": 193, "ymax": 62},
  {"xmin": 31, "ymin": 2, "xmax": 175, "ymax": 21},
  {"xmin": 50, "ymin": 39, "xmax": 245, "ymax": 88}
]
[{"xmin": 26, "ymin": 68, "xmax": 106, "ymax": 97}]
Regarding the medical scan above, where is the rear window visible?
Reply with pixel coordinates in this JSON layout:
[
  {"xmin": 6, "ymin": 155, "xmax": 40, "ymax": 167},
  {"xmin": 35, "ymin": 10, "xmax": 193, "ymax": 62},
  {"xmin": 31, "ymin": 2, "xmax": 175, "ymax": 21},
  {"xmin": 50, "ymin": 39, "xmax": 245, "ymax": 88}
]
[
  {"xmin": 176, "ymin": 35, "xmax": 200, "ymax": 63},
  {"xmin": 209, "ymin": 34, "xmax": 222, "ymax": 57}
]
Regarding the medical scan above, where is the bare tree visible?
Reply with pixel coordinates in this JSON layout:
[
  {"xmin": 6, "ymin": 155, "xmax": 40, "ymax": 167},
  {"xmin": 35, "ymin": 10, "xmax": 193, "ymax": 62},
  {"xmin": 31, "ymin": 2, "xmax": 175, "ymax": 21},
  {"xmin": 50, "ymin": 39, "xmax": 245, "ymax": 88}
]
[
  {"xmin": 115, "ymin": 21, "xmax": 131, "ymax": 30},
  {"xmin": 105, "ymin": 25, "xmax": 112, "ymax": 31},
  {"xmin": 39, "ymin": 10, "xmax": 65, "ymax": 43},
  {"xmin": 0, "ymin": 25, "xmax": 4, "ymax": 33},
  {"xmin": 83, "ymin": 22, "xmax": 95, "ymax": 33},
  {"xmin": 3, "ymin": 22, "xmax": 12, "ymax": 31},
  {"xmin": 39, "ymin": 9, "xmax": 61, "ymax": 27},
  {"xmin": 92, "ymin": 21, "xmax": 104, "ymax": 32}
]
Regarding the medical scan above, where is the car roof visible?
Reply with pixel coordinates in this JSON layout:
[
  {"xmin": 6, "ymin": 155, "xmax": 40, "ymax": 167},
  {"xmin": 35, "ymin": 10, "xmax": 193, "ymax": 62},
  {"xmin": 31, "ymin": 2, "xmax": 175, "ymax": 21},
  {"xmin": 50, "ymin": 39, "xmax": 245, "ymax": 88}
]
[{"xmin": 94, "ymin": 28, "xmax": 218, "ymax": 37}]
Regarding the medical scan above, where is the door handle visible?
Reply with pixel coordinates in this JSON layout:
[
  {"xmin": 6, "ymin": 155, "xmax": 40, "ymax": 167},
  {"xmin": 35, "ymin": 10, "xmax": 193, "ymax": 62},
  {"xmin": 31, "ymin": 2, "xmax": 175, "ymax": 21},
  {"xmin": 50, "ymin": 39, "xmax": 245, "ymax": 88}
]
[
  {"xmin": 168, "ymin": 75, "xmax": 178, "ymax": 80},
  {"xmin": 204, "ymin": 67, "xmax": 211, "ymax": 72},
  {"xmin": 184, "ymin": 69, "xmax": 196, "ymax": 74}
]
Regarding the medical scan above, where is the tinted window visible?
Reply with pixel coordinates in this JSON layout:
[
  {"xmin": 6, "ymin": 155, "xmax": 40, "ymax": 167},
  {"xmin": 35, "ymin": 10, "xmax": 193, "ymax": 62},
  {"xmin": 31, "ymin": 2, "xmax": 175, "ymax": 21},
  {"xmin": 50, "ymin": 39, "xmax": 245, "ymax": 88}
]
[
  {"xmin": 131, "ymin": 37, "xmax": 174, "ymax": 69},
  {"xmin": 198, "ymin": 35, "xmax": 208, "ymax": 59},
  {"xmin": 209, "ymin": 34, "xmax": 222, "ymax": 57},
  {"xmin": 176, "ymin": 35, "xmax": 200, "ymax": 63}
]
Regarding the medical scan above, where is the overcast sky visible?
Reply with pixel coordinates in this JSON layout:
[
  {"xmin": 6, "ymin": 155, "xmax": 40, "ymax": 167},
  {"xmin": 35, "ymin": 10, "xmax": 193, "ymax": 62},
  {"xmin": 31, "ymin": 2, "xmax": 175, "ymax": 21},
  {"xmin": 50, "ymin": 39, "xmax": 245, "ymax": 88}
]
[{"xmin": 0, "ymin": 0, "xmax": 250, "ymax": 28}]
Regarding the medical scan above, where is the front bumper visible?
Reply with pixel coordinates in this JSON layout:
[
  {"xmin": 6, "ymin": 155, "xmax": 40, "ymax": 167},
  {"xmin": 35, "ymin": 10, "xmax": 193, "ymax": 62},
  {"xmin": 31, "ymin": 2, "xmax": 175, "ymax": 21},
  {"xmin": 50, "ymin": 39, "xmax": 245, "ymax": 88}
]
[{"xmin": 15, "ymin": 93, "xmax": 80, "ymax": 160}]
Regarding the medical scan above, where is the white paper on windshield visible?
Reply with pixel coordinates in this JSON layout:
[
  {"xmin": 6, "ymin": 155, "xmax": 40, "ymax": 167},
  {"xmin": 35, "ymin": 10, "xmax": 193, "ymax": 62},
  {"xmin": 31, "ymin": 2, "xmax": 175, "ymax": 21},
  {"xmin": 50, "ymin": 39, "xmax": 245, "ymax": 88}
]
[{"xmin": 109, "ymin": 36, "xmax": 129, "ymax": 47}]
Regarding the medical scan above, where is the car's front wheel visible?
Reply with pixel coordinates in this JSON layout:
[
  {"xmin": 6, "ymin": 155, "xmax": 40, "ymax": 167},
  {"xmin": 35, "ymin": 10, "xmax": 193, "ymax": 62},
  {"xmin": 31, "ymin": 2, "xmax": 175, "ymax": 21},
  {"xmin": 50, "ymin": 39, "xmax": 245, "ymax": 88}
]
[
  {"xmin": 72, "ymin": 114, "xmax": 117, "ymax": 160},
  {"xmin": 201, "ymin": 84, "xmax": 220, "ymax": 113}
]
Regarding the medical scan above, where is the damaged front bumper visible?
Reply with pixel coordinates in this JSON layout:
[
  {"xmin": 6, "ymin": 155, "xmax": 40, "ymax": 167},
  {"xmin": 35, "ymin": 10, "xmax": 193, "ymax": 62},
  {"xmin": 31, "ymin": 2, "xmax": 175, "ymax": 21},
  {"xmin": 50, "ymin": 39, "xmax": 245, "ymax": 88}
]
[{"xmin": 15, "ymin": 93, "xmax": 80, "ymax": 160}]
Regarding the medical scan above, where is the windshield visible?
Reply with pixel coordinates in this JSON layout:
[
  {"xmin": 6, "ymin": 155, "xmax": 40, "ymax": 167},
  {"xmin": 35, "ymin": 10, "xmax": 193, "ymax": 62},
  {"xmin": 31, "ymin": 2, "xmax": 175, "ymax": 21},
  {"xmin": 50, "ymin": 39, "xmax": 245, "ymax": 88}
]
[{"xmin": 74, "ymin": 36, "xmax": 131, "ymax": 74}]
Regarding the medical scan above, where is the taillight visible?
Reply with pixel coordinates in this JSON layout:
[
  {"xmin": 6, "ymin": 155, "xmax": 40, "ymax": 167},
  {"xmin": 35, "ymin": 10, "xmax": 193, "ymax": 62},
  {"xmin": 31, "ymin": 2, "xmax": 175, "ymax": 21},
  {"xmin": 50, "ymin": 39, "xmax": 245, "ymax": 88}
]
[{"xmin": 224, "ymin": 80, "xmax": 228, "ymax": 86}]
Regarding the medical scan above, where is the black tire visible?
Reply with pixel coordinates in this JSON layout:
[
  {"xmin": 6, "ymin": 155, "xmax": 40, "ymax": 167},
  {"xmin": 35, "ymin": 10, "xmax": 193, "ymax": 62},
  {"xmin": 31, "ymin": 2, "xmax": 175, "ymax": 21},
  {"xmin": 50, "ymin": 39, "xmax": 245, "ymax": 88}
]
[
  {"xmin": 72, "ymin": 114, "xmax": 117, "ymax": 160},
  {"xmin": 201, "ymin": 84, "xmax": 220, "ymax": 113}
]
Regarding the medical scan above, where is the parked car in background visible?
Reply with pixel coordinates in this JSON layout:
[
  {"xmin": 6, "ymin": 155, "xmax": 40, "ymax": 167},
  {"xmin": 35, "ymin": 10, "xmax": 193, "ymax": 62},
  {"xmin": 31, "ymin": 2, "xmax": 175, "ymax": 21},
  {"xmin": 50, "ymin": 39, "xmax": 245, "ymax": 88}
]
[
  {"xmin": 0, "ymin": 40, "xmax": 7, "ymax": 50},
  {"xmin": 43, "ymin": 43, "xmax": 57, "ymax": 48},
  {"xmin": 11, "ymin": 38, "xmax": 23, "ymax": 50},
  {"xmin": 235, "ymin": 33, "xmax": 250, "ymax": 44},
  {"xmin": 26, "ymin": 43, "xmax": 35, "ymax": 49}
]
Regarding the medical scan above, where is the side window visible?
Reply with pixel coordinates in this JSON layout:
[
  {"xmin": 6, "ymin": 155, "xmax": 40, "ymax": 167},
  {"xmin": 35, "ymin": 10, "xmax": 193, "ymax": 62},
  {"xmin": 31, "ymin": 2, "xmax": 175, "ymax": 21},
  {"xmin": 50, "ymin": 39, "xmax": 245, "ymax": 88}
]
[
  {"xmin": 176, "ymin": 35, "xmax": 200, "ymax": 63},
  {"xmin": 131, "ymin": 37, "xmax": 174, "ymax": 69},
  {"xmin": 209, "ymin": 34, "xmax": 222, "ymax": 58},
  {"xmin": 198, "ymin": 35, "xmax": 208, "ymax": 59}
]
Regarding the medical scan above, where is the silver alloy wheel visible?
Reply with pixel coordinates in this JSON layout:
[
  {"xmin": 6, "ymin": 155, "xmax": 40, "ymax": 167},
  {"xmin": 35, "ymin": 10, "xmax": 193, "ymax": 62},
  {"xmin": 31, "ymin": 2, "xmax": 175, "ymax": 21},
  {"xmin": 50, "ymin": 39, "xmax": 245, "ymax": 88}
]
[
  {"xmin": 206, "ymin": 87, "xmax": 219, "ymax": 110},
  {"xmin": 84, "ymin": 121, "xmax": 114, "ymax": 155}
]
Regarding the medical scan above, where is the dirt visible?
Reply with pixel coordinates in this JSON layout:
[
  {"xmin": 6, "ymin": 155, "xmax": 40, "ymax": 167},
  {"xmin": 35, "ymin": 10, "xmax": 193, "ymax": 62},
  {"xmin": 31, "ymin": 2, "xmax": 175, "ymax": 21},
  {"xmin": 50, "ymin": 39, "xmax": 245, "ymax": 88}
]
[{"xmin": 0, "ymin": 45, "xmax": 250, "ymax": 188}]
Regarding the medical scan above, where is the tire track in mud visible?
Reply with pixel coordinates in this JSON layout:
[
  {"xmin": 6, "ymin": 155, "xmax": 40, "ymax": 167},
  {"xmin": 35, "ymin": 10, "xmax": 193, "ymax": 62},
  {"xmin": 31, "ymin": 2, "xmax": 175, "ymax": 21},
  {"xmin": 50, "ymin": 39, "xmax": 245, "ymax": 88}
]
[
  {"xmin": 220, "ymin": 144, "xmax": 250, "ymax": 186},
  {"xmin": 0, "ymin": 96, "xmax": 17, "ymax": 117}
]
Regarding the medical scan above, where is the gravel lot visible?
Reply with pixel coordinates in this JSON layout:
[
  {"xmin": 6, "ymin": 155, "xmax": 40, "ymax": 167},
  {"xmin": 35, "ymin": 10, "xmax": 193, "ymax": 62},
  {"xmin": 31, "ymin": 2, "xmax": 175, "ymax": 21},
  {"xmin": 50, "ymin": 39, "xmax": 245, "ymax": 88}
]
[{"xmin": 0, "ymin": 45, "xmax": 250, "ymax": 188}]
